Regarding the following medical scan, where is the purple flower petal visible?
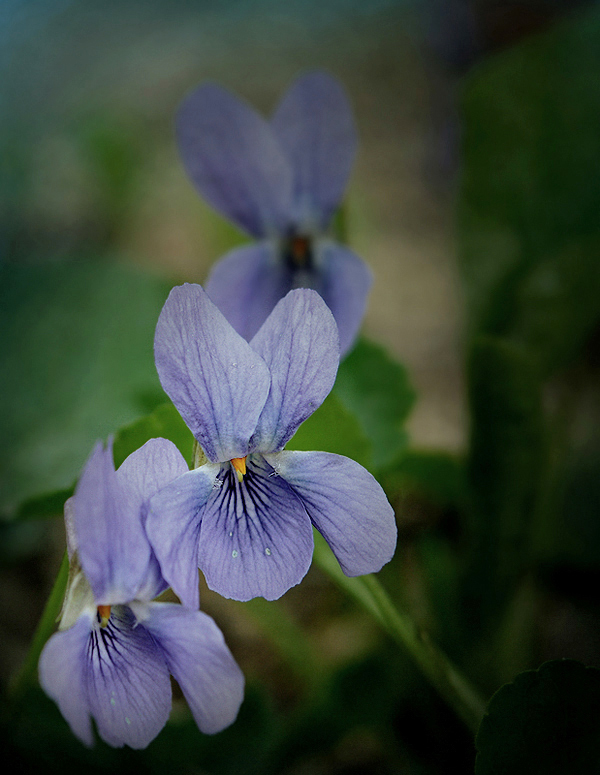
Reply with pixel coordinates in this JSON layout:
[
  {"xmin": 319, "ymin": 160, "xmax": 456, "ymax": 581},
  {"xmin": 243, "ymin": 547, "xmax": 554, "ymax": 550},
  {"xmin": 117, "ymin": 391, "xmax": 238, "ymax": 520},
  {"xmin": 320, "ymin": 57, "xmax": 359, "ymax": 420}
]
[
  {"xmin": 249, "ymin": 289, "xmax": 339, "ymax": 452},
  {"xmin": 271, "ymin": 71, "xmax": 357, "ymax": 230},
  {"xmin": 268, "ymin": 450, "xmax": 397, "ymax": 576},
  {"xmin": 116, "ymin": 438, "xmax": 189, "ymax": 505},
  {"xmin": 141, "ymin": 602, "xmax": 244, "ymax": 734},
  {"xmin": 154, "ymin": 284, "xmax": 271, "ymax": 463},
  {"xmin": 116, "ymin": 438, "xmax": 190, "ymax": 600},
  {"xmin": 84, "ymin": 606, "xmax": 172, "ymax": 749},
  {"xmin": 147, "ymin": 464, "xmax": 221, "ymax": 610},
  {"xmin": 40, "ymin": 607, "xmax": 173, "ymax": 749},
  {"xmin": 205, "ymin": 241, "xmax": 294, "ymax": 342},
  {"xmin": 73, "ymin": 440, "xmax": 152, "ymax": 606},
  {"xmin": 39, "ymin": 615, "xmax": 94, "ymax": 747},
  {"xmin": 318, "ymin": 241, "xmax": 372, "ymax": 356},
  {"xmin": 177, "ymin": 82, "xmax": 293, "ymax": 238},
  {"xmin": 198, "ymin": 455, "xmax": 313, "ymax": 601}
]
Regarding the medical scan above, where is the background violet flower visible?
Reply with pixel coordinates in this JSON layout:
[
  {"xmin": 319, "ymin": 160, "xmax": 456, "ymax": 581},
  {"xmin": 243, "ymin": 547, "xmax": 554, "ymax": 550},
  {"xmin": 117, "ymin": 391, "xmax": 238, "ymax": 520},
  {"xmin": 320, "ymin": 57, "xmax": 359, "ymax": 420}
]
[
  {"xmin": 148, "ymin": 284, "xmax": 397, "ymax": 606},
  {"xmin": 176, "ymin": 70, "xmax": 372, "ymax": 355},
  {"xmin": 39, "ymin": 438, "xmax": 245, "ymax": 749}
]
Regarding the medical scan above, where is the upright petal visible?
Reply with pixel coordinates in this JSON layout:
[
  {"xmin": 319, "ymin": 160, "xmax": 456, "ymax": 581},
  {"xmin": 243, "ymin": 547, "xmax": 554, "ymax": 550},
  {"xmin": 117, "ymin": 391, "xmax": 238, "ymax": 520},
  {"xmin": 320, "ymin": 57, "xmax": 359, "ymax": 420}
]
[
  {"xmin": 206, "ymin": 241, "xmax": 295, "ymax": 342},
  {"xmin": 268, "ymin": 451, "xmax": 397, "ymax": 576},
  {"xmin": 141, "ymin": 602, "xmax": 244, "ymax": 734},
  {"xmin": 249, "ymin": 289, "xmax": 339, "ymax": 453},
  {"xmin": 318, "ymin": 241, "xmax": 372, "ymax": 356},
  {"xmin": 177, "ymin": 82, "xmax": 293, "ymax": 237},
  {"xmin": 147, "ymin": 464, "xmax": 221, "ymax": 610},
  {"xmin": 73, "ymin": 440, "xmax": 151, "ymax": 605},
  {"xmin": 271, "ymin": 71, "xmax": 357, "ymax": 230},
  {"xmin": 154, "ymin": 284, "xmax": 271, "ymax": 463},
  {"xmin": 116, "ymin": 438, "xmax": 190, "ymax": 601},
  {"xmin": 39, "ymin": 614, "xmax": 95, "ymax": 747},
  {"xmin": 197, "ymin": 455, "xmax": 313, "ymax": 601},
  {"xmin": 84, "ymin": 606, "xmax": 172, "ymax": 749},
  {"xmin": 116, "ymin": 437, "xmax": 189, "ymax": 505}
]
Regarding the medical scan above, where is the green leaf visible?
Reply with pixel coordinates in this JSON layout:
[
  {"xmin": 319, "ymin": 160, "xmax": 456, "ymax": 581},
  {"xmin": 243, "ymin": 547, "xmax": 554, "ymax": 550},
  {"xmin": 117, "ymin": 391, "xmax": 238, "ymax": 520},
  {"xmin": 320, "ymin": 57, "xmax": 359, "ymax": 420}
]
[
  {"xmin": 334, "ymin": 338, "xmax": 415, "ymax": 469},
  {"xmin": 113, "ymin": 401, "xmax": 195, "ymax": 469},
  {"xmin": 459, "ymin": 9, "xmax": 600, "ymax": 374},
  {"xmin": 463, "ymin": 336, "xmax": 544, "ymax": 625},
  {"xmin": 287, "ymin": 392, "xmax": 372, "ymax": 471},
  {"xmin": 0, "ymin": 258, "xmax": 170, "ymax": 518},
  {"xmin": 382, "ymin": 449, "xmax": 466, "ymax": 508},
  {"xmin": 475, "ymin": 660, "xmax": 600, "ymax": 774}
]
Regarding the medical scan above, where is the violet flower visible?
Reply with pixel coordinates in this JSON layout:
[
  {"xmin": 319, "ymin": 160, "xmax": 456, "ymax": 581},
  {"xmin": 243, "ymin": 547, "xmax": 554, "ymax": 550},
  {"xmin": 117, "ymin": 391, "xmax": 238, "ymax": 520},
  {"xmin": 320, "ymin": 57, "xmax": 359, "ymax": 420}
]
[
  {"xmin": 176, "ymin": 70, "xmax": 371, "ymax": 355},
  {"xmin": 147, "ymin": 284, "xmax": 396, "ymax": 605},
  {"xmin": 39, "ymin": 438, "xmax": 244, "ymax": 749}
]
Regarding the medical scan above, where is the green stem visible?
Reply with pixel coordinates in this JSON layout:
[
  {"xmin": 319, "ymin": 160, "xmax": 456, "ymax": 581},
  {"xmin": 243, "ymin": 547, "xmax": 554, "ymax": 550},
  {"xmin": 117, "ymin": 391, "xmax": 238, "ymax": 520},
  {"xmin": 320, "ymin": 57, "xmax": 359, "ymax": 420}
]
[
  {"xmin": 7, "ymin": 550, "xmax": 69, "ymax": 701},
  {"xmin": 313, "ymin": 534, "xmax": 487, "ymax": 735}
]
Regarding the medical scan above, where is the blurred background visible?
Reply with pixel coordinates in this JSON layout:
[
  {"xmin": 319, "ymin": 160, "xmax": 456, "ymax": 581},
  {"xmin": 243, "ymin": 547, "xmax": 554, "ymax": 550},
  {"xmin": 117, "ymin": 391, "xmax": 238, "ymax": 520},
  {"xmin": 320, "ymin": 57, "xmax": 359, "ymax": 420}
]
[{"xmin": 2, "ymin": 0, "xmax": 600, "ymax": 772}]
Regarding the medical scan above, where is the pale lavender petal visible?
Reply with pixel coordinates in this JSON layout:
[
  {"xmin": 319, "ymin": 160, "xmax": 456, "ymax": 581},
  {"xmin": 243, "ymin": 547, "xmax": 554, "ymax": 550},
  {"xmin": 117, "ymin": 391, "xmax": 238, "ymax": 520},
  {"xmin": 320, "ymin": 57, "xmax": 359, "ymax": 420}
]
[
  {"xmin": 271, "ymin": 71, "xmax": 357, "ymax": 230},
  {"xmin": 147, "ymin": 464, "xmax": 220, "ymax": 610},
  {"xmin": 206, "ymin": 241, "xmax": 295, "ymax": 342},
  {"xmin": 73, "ymin": 440, "xmax": 151, "ymax": 606},
  {"xmin": 318, "ymin": 241, "xmax": 372, "ymax": 356},
  {"xmin": 39, "ymin": 614, "xmax": 95, "ymax": 747},
  {"xmin": 268, "ymin": 451, "xmax": 397, "ymax": 576},
  {"xmin": 142, "ymin": 602, "xmax": 244, "ymax": 734},
  {"xmin": 85, "ymin": 606, "xmax": 172, "ymax": 749},
  {"xmin": 116, "ymin": 438, "xmax": 189, "ymax": 505},
  {"xmin": 154, "ymin": 284, "xmax": 271, "ymax": 463},
  {"xmin": 249, "ymin": 289, "xmax": 339, "ymax": 453},
  {"xmin": 177, "ymin": 82, "xmax": 293, "ymax": 237},
  {"xmin": 198, "ymin": 455, "xmax": 313, "ymax": 601},
  {"xmin": 116, "ymin": 438, "xmax": 191, "ymax": 600}
]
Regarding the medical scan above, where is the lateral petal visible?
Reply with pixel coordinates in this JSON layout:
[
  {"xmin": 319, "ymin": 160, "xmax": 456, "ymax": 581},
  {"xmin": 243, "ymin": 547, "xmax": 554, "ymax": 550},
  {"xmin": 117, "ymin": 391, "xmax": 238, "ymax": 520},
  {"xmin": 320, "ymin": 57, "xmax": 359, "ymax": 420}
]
[
  {"xmin": 206, "ymin": 241, "xmax": 295, "ymax": 343},
  {"xmin": 146, "ymin": 464, "xmax": 220, "ymax": 610},
  {"xmin": 154, "ymin": 284, "xmax": 271, "ymax": 463},
  {"xmin": 177, "ymin": 82, "xmax": 293, "ymax": 238},
  {"xmin": 38, "ymin": 614, "xmax": 95, "ymax": 747},
  {"xmin": 84, "ymin": 606, "xmax": 172, "ymax": 749},
  {"xmin": 268, "ymin": 451, "xmax": 397, "ymax": 576},
  {"xmin": 142, "ymin": 602, "xmax": 244, "ymax": 734},
  {"xmin": 318, "ymin": 241, "xmax": 372, "ymax": 356},
  {"xmin": 73, "ymin": 440, "xmax": 151, "ymax": 605},
  {"xmin": 197, "ymin": 455, "xmax": 313, "ymax": 601},
  {"xmin": 249, "ymin": 289, "xmax": 339, "ymax": 453},
  {"xmin": 271, "ymin": 70, "xmax": 357, "ymax": 230}
]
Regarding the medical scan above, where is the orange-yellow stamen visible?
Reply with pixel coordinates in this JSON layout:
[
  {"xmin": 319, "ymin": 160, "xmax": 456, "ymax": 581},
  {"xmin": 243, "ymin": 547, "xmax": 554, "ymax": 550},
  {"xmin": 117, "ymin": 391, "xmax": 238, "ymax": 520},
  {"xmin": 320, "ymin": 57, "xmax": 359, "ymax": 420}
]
[
  {"xmin": 97, "ymin": 605, "xmax": 111, "ymax": 628},
  {"xmin": 230, "ymin": 456, "xmax": 247, "ymax": 483},
  {"xmin": 291, "ymin": 236, "xmax": 310, "ymax": 266}
]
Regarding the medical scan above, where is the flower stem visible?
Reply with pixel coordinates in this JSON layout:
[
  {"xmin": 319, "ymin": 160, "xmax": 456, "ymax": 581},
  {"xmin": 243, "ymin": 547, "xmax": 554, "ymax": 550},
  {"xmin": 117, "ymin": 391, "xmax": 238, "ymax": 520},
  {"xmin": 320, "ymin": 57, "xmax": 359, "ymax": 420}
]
[
  {"xmin": 313, "ymin": 533, "xmax": 487, "ymax": 735},
  {"xmin": 7, "ymin": 550, "xmax": 69, "ymax": 701}
]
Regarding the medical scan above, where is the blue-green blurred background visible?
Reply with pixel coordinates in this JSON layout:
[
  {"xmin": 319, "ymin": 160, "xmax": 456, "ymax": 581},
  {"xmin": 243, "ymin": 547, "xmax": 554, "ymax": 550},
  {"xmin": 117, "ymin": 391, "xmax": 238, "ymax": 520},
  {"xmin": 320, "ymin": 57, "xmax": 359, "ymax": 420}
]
[{"xmin": 3, "ymin": 1, "xmax": 600, "ymax": 773}]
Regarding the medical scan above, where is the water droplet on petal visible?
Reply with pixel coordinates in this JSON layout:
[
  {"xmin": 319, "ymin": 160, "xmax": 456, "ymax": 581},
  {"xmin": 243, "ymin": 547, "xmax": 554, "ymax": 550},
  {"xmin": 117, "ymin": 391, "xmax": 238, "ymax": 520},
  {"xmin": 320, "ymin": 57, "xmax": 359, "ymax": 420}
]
[
  {"xmin": 231, "ymin": 362, "xmax": 237, "ymax": 367},
  {"xmin": 228, "ymin": 531, "xmax": 233, "ymax": 537},
  {"xmin": 265, "ymin": 548, "xmax": 271, "ymax": 556},
  {"xmin": 125, "ymin": 717, "xmax": 131, "ymax": 725},
  {"xmin": 110, "ymin": 697, "xmax": 116, "ymax": 707},
  {"xmin": 232, "ymin": 550, "xmax": 238, "ymax": 558}
]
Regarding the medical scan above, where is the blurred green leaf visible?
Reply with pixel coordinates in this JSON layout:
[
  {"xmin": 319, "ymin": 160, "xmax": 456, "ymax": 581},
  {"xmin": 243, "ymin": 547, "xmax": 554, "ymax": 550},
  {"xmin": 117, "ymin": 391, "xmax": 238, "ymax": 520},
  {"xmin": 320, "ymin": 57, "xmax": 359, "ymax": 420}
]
[
  {"xmin": 475, "ymin": 660, "xmax": 600, "ymax": 774},
  {"xmin": 287, "ymin": 391, "xmax": 372, "ymax": 471},
  {"xmin": 382, "ymin": 450, "xmax": 466, "ymax": 508},
  {"xmin": 463, "ymin": 336, "xmax": 544, "ymax": 625},
  {"xmin": 113, "ymin": 401, "xmax": 194, "ymax": 469},
  {"xmin": 459, "ymin": 9, "xmax": 600, "ymax": 375},
  {"xmin": 334, "ymin": 338, "xmax": 415, "ymax": 470},
  {"xmin": 0, "ymin": 258, "xmax": 170, "ymax": 518}
]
